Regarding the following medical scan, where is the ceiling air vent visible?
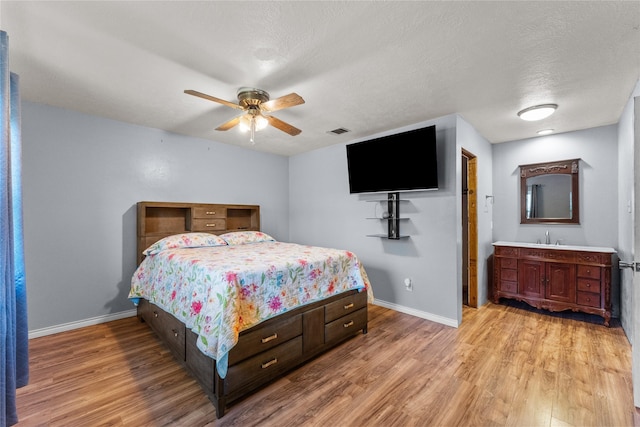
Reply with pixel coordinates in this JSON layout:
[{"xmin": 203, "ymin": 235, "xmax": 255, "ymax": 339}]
[{"xmin": 328, "ymin": 127, "xmax": 350, "ymax": 135}]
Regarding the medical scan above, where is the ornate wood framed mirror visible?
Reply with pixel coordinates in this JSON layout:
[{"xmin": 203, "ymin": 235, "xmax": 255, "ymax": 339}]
[{"xmin": 520, "ymin": 158, "xmax": 580, "ymax": 224}]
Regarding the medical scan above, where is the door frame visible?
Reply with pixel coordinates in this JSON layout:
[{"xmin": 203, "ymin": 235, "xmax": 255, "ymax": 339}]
[{"xmin": 462, "ymin": 149, "xmax": 478, "ymax": 308}]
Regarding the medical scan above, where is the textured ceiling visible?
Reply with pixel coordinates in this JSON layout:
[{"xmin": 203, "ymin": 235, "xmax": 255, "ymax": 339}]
[{"xmin": 2, "ymin": 1, "xmax": 639, "ymax": 156}]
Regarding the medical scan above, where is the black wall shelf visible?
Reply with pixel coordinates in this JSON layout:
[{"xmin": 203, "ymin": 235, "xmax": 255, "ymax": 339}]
[{"xmin": 365, "ymin": 192, "xmax": 408, "ymax": 239}]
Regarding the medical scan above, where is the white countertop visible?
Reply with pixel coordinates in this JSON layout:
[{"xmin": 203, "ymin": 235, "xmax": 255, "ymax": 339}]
[{"xmin": 493, "ymin": 241, "xmax": 616, "ymax": 253}]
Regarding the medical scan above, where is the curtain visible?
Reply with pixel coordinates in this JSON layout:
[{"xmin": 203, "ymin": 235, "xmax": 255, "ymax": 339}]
[
  {"xmin": 529, "ymin": 184, "xmax": 540, "ymax": 219},
  {"xmin": 1, "ymin": 30, "xmax": 28, "ymax": 427}
]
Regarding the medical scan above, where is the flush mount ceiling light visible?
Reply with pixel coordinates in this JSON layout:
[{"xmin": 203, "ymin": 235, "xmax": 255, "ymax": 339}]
[
  {"xmin": 537, "ymin": 129, "xmax": 554, "ymax": 135},
  {"xmin": 517, "ymin": 104, "xmax": 558, "ymax": 121}
]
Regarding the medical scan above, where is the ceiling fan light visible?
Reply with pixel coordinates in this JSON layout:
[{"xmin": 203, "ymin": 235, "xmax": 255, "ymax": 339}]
[
  {"xmin": 517, "ymin": 104, "xmax": 557, "ymax": 121},
  {"xmin": 254, "ymin": 114, "xmax": 268, "ymax": 130},
  {"xmin": 239, "ymin": 116, "xmax": 251, "ymax": 132}
]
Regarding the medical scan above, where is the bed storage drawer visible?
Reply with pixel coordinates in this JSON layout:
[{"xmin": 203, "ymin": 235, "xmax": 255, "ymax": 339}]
[
  {"xmin": 228, "ymin": 314, "xmax": 302, "ymax": 365},
  {"xmin": 191, "ymin": 218, "xmax": 227, "ymax": 232},
  {"xmin": 325, "ymin": 307, "xmax": 367, "ymax": 344},
  {"xmin": 192, "ymin": 206, "xmax": 226, "ymax": 219},
  {"xmin": 325, "ymin": 291, "xmax": 367, "ymax": 323},
  {"xmin": 225, "ymin": 336, "xmax": 303, "ymax": 394},
  {"xmin": 139, "ymin": 300, "xmax": 186, "ymax": 361},
  {"xmin": 186, "ymin": 330, "xmax": 215, "ymax": 395}
]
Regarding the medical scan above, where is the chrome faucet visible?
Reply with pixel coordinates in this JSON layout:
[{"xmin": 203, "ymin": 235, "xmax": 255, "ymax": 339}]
[{"xmin": 545, "ymin": 230, "xmax": 550, "ymax": 245}]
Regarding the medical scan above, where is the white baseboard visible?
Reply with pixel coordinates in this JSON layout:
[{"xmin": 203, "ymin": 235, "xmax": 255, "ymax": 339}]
[
  {"xmin": 372, "ymin": 299, "xmax": 459, "ymax": 328},
  {"xmin": 28, "ymin": 309, "xmax": 138, "ymax": 339}
]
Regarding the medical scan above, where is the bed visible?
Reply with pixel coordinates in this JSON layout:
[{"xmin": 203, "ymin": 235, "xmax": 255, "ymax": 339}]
[{"xmin": 129, "ymin": 201, "xmax": 372, "ymax": 418}]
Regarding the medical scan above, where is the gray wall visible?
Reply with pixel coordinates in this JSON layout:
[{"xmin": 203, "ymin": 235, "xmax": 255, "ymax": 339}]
[
  {"xmin": 22, "ymin": 101, "xmax": 290, "ymax": 331},
  {"xmin": 23, "ymin": 93, "xmax": 628, "ymax": 333},
  {"xmin": 492, "ymin": 125, "xmax": 618, "ymax": 248},
  {"xmin": 289, "ymin": 114, "xmax": 494, "ymax": 326},
  {"xmin": 457, "ymin": 116, "xmax": 494, "ymax": 309}
]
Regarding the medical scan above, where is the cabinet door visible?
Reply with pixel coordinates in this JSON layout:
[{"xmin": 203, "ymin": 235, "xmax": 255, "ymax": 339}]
[
  {"xmin": 518, "ymin": 260, "xmax": 545, "ymax": 298},
  {"xmin": 545, "ymin": 263, "xmax": 576, "ymax": 303}
]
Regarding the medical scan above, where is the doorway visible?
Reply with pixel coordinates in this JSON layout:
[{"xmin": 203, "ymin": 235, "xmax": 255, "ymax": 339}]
[{"xmin": 462, "ymin": 149, "xmax": 478, "ymax": 308}]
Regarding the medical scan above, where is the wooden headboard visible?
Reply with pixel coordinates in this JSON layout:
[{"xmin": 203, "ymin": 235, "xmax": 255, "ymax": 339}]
[{"xmin": 136, "ymin": 201, "xmax": 260, "ymax": 265}]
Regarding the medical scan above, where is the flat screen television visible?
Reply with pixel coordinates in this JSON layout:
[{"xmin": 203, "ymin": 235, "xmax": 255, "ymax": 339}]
[{"xmin": 346, "ymin": 125, "xmax": 438, "ymax": 194}]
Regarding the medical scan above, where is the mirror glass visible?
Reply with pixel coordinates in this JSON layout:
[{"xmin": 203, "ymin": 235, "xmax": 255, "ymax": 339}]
[{"xmin": 520, "ymin": 159, "xmax": 580, "ymax": 224}]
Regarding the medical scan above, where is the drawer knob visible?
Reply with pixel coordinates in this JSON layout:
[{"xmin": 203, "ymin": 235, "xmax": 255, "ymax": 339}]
[
  {"xmin": 586, "ymin": 283, "xmax": 591, "ymax": 287},
  {"xmin": 262, "ymin": 358, "xmax": 278, "ymax": 369},
  {"xmin": 172, "ymin": 329, "xmax": 178, "ymax": 337},
  {"xmin": 344, "ymin": 320, "xmax": 354, "ymax": 328},
  {"xmin": 153, "ymin": 311, "xmax": 158, "ymax": 318},
  {"xmin": 261, "ymin": 333, "xmax": 278, "ymax": 344},
  {"xmin": 205, "ymin": 211, "xmax": 216, "ymax": 215},
  {"xmin": 206, "ymin": 223, "xmax": 217, "ymax": 227},
  {"xmin": 344, "ymin": 303, "xmax": 354, "ymax": 310}
]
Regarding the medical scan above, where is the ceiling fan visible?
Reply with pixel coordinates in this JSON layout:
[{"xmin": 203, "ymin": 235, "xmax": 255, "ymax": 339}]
[{"xmin": 184, "ymin": 87, "xmax": 305, "ymax": 143}]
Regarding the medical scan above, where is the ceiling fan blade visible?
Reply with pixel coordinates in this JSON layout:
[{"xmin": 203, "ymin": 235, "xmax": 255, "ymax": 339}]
[
  {"xmin": 215, "ymin": 115, "xmax": 242, "ymax": 131},
  {"xmin": 260, "ymin": 93, "xmax": 305, "ymax": 112},
  {"xmin": 266, "ymin": 115, "xmax": 302, "ymax": 136},
  {"xmin": 184, "ymin": 89, "xmax": 244, "ymax": 110}
]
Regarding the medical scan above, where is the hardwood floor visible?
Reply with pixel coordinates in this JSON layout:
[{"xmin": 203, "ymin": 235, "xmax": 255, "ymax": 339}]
[{"xmin": 16, "ymin": 301, "xmax": 634, "ymax": 426}]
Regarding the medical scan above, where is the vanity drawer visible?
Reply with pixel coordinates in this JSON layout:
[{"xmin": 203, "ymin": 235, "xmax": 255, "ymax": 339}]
[
  {"xmin": 520, "ymin": 248, "xmax": 576, "ymax": 263},
  {"xmin": 576, "ymin": 252, "xmax": 609, "ymax": 265},
  {"xmin": 495, "ymin": 246, "xmax": 519, "ymax": 257},
  {"xmin": 225, "ymin": 336, "xmax": 303, "ymax": 394},
  {"xmin": 500, "ymin": 269, "xmax": 517, "ymax": 282},
  {"xmin": 191, "ymin": 218, "xmax": 227, "ymax": 231},
  {"xmin": 499, "ymin": 280, "xmax": 518, "ymax": 294},
  {"xmin": 229, "ymin": 314, "xmax": 302, "ymax": 365},
  {"xmin": 577, "ymin": 265, "xmax": 601, "ymax": 280},
  {"xmin": 325, "ymin": 307, "xmax": 367, "ymax": 344},
  {"xmin": 577, "ymin": 278, "xmax": 601, "ymax": 294},
  {"xmin": 192, "ymin": 206, "xmax": 226, "ymax": 218},
  {"xmin": 500, "ymin": 257, "xmax": 517, "ymax": 270},
  {"xmin": 325, "ymin": 291, "xmax": 367, "ymax": 323},
  {"xmin": 577, "ymin": 291, "xmax": 601, "ymax": 308}
]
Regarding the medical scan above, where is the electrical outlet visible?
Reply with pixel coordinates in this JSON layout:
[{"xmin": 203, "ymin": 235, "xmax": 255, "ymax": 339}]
[{"xmin": 404, "ymin": 278, "xmax": 412, "ymax": 291}]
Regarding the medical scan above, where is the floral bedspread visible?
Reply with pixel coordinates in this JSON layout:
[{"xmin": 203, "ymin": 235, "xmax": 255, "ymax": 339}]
[{"xmin": 129, "ymin": 241, "xmax": 372, "ymax": 378}]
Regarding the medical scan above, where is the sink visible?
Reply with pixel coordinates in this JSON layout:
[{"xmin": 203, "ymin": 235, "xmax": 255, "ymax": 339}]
[{"xmin": 492, "ymin": 241, "xmax": 616, "ymax": 253}]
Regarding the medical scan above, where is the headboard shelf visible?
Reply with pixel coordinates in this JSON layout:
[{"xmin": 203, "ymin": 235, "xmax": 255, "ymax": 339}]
[{"xmin": 137, "ymin": 201, "xmax": 261, "ymax": 264}]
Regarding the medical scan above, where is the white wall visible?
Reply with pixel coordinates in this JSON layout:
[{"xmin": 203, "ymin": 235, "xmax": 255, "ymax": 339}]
[
  {"xmin": 617, "ymin": 78, "xmax": 640, "ymax": 338},
  {"xmin": 289, "ymin": 114, "xmax": 493, "ymax": 326},
  {"xmin": 492, "ymin": 125, "xmax": 620, "ymax": 314},
  {"xmin": 22, "ymin": 101, "xmax": 290, "ymax": 331}
]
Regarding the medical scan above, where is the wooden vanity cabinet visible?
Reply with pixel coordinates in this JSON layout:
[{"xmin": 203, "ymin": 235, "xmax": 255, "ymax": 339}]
[{"xmin": 493, "ymin": 244, "xmax": 613, "ymax": 326}]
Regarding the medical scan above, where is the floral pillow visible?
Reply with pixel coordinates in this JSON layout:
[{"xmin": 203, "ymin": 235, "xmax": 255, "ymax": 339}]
[
  {"xmin": 219, "ymin": 231, "xmax": 276, "ymax": 245},
  {"xmin": 143, "ymin": 232, "xmax": 228, "ymax": 255}
]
